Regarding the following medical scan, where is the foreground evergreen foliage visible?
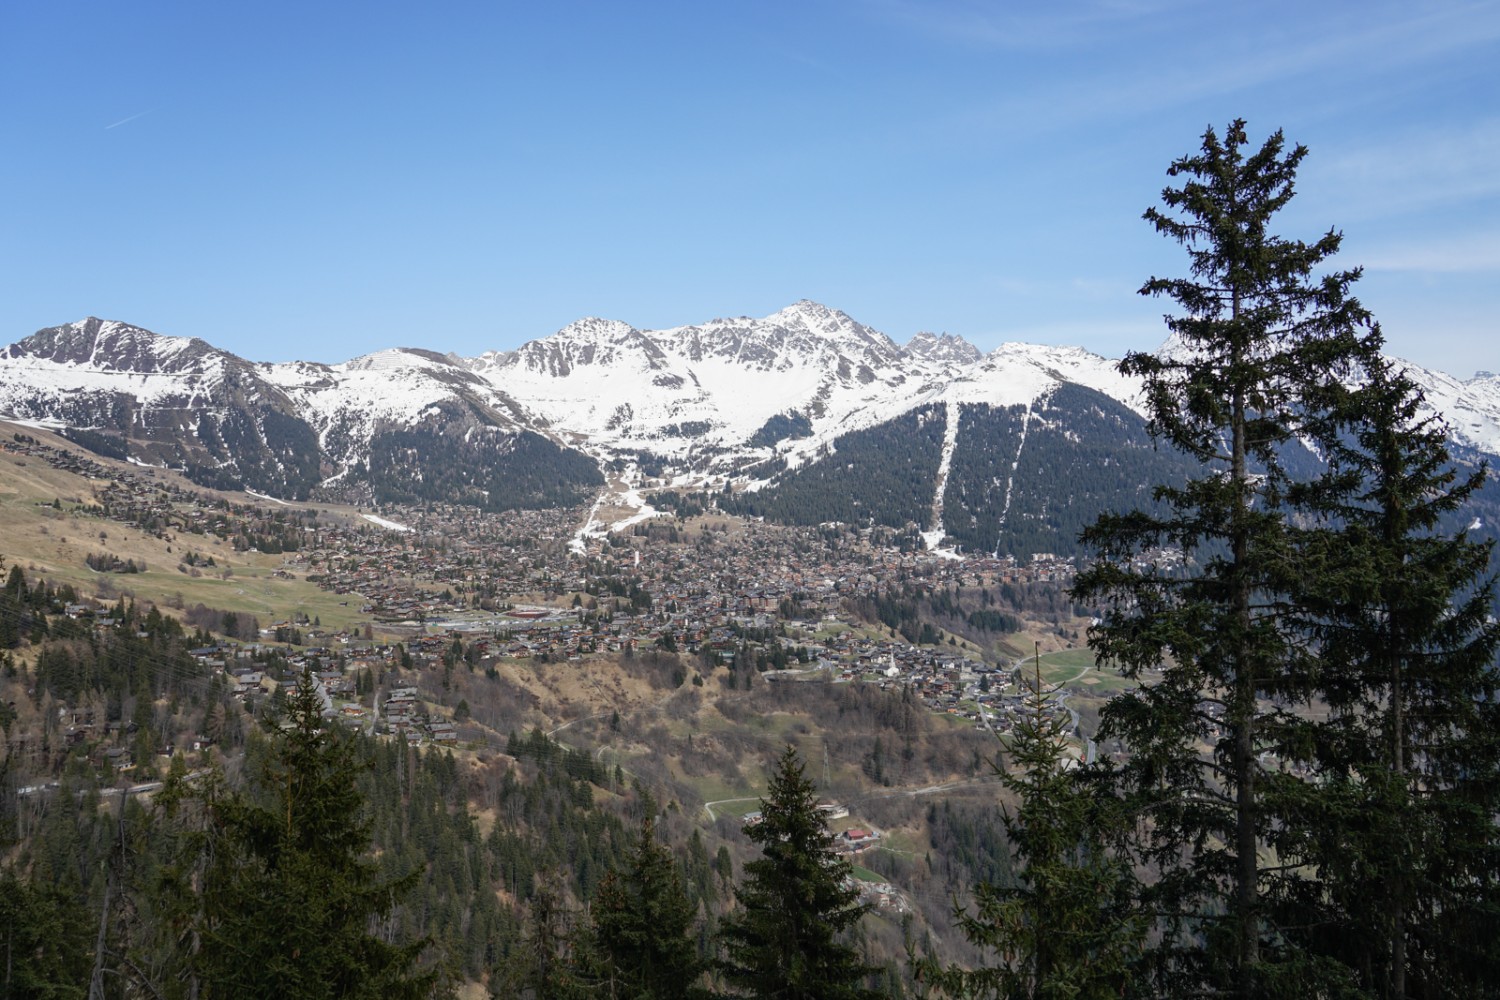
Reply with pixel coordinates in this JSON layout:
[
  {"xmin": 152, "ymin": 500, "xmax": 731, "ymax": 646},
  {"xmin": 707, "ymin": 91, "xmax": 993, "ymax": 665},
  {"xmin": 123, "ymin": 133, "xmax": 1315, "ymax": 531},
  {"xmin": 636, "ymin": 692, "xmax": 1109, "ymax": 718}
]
[
  {"xmin": 719, "ymin": 746, "xmax": 884, "ymax": 1000},
  {"xmin": 195, "ymin": 669, "xmax": 439, "ymax": 999},
  {"xmin": 1286, "ymin": 353, "xmax": 1500, "ymax": 996},
  {"xmin": 1059, "ymin": 121, "xmax": 1497, "ymax": 998},
  {"xmin": 571, "ymin": 816, "xmax": 713, "ymax": 1000},
  {"xmin": 917, "ymin": 651, "xmax": 1143, "ymax": 1000},
  {"xmin": 923, "ymin": 119, "xmax": 1498, "ymax": 1000}
]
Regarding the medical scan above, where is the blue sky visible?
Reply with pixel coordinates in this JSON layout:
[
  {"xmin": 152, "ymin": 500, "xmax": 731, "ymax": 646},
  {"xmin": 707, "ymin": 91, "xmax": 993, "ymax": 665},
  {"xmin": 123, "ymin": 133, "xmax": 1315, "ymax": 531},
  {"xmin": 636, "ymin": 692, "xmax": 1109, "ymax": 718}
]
[{"xmin": 2, "ymin": 1, "xmax": 1497, "ymax": 375}]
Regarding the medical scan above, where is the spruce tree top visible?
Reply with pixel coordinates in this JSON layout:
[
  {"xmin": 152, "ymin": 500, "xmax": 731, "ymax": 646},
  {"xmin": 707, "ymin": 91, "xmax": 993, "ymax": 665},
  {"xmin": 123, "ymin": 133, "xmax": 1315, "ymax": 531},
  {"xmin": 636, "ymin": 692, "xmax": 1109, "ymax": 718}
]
[
  {"xmin": 1129, "ymin": 118, "xmax": 1372, "ymax": 467},
  {"xmin": 719, "ymin": 746, "xmax": 883, "ymax": 1000}
]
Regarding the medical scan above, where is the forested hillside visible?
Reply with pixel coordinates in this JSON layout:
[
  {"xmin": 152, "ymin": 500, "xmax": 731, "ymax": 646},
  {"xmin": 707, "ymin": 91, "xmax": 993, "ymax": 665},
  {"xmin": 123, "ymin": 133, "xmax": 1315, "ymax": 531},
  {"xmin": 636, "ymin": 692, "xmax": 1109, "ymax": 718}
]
[
  {"xmin": 723, "ymin": 404, "xmax": 946, "ymax": 528},
  {"xmin": 0, "ymin": 559, "xmax": 1027, "ymax": 997},
  {"xmin": 941, "ymin": 388, "xmax": 1198, "ymax": 558}
]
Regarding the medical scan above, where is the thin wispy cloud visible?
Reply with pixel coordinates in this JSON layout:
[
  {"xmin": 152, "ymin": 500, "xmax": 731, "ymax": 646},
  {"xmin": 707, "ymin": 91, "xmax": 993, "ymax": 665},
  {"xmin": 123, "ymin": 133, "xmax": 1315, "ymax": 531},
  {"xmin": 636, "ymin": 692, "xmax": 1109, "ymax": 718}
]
[
  {"xmin": 1363, "ymin": 231, "xmax": 1500, "ymax": 274},
  {"xmin": 931, "ymin": 2, "xmax": 1500, "ymax": 135},
  {"xmin": 1305, "ymin": 119, "xmax": 1500, "ymax": 222},
  {"xmin": 862, "ymin": 0, "xmax": 1187, "ymax": 50},
  {"xmin": 105, "ymin": 110, "xmax": 153, "ymax": 130}
]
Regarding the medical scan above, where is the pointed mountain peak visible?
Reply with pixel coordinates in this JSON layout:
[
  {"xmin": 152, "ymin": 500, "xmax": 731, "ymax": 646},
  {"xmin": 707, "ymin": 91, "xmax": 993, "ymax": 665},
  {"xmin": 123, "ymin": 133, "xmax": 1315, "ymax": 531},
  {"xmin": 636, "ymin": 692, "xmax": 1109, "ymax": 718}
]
[
  {"xmin": 553, "ymin": 316, "xmax": 641, "ymax": 343},
  {"xmin": 8, "ymin": 317, "xmax": 224, "ymax": 372},
  {"xmin": 768, "ymin": 299, "xmax": 862, "ymax": 332},
  {"xmin": 905, "ymin": 331, "xmax": 982, "ymax": 365}
]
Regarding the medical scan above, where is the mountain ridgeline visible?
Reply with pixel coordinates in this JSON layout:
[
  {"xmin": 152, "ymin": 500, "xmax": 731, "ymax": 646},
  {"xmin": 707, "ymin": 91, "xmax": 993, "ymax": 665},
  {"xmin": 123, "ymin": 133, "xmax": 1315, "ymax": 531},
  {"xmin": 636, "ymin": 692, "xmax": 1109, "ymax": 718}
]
[{"xmin": 3, "ymin": 304, "xmax": 1497, "ymax": 558}]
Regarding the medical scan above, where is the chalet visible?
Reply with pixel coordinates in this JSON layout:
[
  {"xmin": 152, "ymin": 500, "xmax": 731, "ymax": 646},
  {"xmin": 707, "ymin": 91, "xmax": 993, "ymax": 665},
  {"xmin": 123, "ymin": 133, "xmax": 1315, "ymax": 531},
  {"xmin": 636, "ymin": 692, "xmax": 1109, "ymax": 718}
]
[
  {"xmin": 102, "ymin": 747, "xmax": 135, "ymax": 771},
  {"xmin": 839, "ymin": 827, "xmax": 879, "ymax": 853}
]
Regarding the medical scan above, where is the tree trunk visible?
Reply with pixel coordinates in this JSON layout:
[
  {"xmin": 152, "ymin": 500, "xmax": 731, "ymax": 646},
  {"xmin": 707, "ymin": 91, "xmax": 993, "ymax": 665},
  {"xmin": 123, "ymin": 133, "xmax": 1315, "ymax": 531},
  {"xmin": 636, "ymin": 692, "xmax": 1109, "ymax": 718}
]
[{"xmin": 1231, "ymin": 376, "xmax": 1260, "ymax": 992}]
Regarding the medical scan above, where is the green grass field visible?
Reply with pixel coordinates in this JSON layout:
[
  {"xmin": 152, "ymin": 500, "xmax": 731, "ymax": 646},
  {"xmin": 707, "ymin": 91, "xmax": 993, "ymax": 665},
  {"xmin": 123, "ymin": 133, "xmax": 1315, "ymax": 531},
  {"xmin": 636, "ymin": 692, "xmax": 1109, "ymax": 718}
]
[
  {"xmin": 1027, "ymin": 648, "xmax": 1137, "ymax": 693},
  {"xmin": 1038, "ymin": 648, "xmax": 1096, "ymax": 671}
]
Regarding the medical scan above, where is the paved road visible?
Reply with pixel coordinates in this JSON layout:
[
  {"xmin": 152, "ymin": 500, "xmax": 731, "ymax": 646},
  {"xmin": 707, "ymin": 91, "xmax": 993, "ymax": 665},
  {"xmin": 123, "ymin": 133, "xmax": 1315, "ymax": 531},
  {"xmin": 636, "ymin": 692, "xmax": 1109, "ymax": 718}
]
[{"xmin": 703, "ymin": 796, "xmax": 763, "ymax": 822}]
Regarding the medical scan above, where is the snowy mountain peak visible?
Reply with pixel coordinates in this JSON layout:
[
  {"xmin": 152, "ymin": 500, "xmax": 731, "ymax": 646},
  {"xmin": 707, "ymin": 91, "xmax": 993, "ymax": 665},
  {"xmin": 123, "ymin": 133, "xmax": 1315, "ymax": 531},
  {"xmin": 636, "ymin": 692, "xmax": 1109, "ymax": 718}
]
[
  {"xmin": 4, "ymin": 305, "xmax": 1498, "ymax": 514},
  {"xmin": 342, "ymin": 346, "xmax": 467, "ymax": 374},
  {"xmin": 491, "ymin": 317, "xmax": 668, "ymax": 380},
  {"xmin": 905, "ymin": 331, "xmax": 982, "ymax": 366},
  {"xmin": 551, "ymin": 316, "xmax": 642, "ymax": 345},
  {"xmin": 767, "ymin": 299, "xmax": 896, "ymax": 349},
  {"xmin": 658, "ymin": 301, "xmax": 903, "ymax": 374},
  {"xmin": 770, "ymin": 298, "xmax": 854, "ymax": 329},
  {"xmin": 8, "ymin": 317, "xmax": 222, "ymax": 374}
]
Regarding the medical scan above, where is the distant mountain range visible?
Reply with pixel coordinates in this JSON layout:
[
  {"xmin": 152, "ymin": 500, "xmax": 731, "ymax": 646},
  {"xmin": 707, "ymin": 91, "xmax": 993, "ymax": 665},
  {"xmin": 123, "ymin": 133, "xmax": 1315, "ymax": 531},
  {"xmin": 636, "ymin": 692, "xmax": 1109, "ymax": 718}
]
[{"xmin": 4, "ymin": 302, "xmax": 1498, "ymax": 558}]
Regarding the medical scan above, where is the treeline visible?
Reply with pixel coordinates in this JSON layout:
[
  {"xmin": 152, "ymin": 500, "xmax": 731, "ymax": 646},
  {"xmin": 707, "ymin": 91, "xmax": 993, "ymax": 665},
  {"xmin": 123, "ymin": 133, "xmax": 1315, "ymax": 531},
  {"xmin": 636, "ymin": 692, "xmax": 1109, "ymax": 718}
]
[
  {"xmin": 745, "ymin": 410, "xmax": 812, "ymax": 449},
  {"xmin": 939, "ymin": 390, "xmax": 1200, "ymax": 560},
  {"xmin": 180, "ymin": 602, "xmax": 263, "ymax": 642},
  {"xmin": 722, "ymin": 404, "xmax": 945, "ymax": 529},
  {"xmin": 0, "ymin": 561, "xmax": 80, "ymax": 648},
  {"xmin": 185, "ymin": 404, "xmax": 324, "ymax": 499},
  {"xmin": 85, "ymin": 551, "xmax": 145, "ymax": 573}
]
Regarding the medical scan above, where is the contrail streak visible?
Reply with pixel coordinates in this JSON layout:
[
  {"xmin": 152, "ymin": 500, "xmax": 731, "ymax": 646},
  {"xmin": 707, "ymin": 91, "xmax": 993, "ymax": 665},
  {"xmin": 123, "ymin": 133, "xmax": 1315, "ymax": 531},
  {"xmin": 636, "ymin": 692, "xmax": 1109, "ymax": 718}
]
[{"xmin": 105, "ymin": 110, "xmax": 152, "ymax": 130}]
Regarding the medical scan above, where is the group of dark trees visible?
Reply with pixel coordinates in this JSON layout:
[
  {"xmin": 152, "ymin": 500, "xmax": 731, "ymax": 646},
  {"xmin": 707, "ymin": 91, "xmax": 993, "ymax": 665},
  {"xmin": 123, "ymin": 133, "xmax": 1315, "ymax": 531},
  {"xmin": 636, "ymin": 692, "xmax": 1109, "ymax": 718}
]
[
  {"xmin": 363, "ymin": 421, "xmax": 603, "ymax": 512},
  {"xmin": 4, "ymin": 685, "xmax": 887, "ymax": 999},
  {"xmin": 923, "ymin": 121, "xmax": 1500, "ymax": 998},
  {"xmin": 3, "ymin": 575, "xmax": 898, "ymax": 1000},
  {"xmin": 722, "ymin": 405, "xmax": 946, "ymax": 528}
]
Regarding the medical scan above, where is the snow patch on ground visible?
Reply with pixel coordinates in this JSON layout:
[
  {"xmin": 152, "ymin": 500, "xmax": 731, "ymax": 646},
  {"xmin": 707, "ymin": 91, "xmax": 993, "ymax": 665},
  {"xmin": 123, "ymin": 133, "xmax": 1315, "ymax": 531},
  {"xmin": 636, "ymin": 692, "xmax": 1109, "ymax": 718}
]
[
  {"xmin": 925, "ymin": 399, "xmax": 961, "ymax": 549},
  {"xmin": 245, "ymin": 488, "xmax": 291, "ymax": 507},
  {"xmin": 361, "ymin": 513, "xmax": 411, "ymax": 532},
  {"xmin": 1, "ymin": 414, "xmax": 67, "ymax": 429},
  {"xmin": 569, "ymin": 474, "xmax": 665, "ymax": 554}
]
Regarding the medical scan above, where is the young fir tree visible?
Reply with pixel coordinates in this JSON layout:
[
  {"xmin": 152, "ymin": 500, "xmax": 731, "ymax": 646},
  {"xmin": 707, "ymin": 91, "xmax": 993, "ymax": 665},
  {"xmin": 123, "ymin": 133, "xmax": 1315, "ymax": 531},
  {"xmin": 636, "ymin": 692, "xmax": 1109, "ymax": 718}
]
[
  {"xmin": 0, "ymin": 868, "xmax": 92, "ymax": 997},
  {"xmin": 493, "ymin": 874, "xmax": 575, "ymax": 1000},
  {"xmin": 915, "ymin": 648, "xmax": 1143, "ymax": 1000},
  {"xmin": 718, "ymin": 745, "xmax": 884, "ymax": 1000},
  {"xmin": 572, "ymin": 815, "xmax": 713, "ymax": 1000},
  {"xmin": 1284, "ymin": 348, "xmax": 1500, "ymax": 997},
  {"xmin": 1071, "ymin": 119, "xmax": 1373, "ymax": 997},
  {"xmin": 195, "ymin": 667, "xmax": 438, "ymax": 999}
]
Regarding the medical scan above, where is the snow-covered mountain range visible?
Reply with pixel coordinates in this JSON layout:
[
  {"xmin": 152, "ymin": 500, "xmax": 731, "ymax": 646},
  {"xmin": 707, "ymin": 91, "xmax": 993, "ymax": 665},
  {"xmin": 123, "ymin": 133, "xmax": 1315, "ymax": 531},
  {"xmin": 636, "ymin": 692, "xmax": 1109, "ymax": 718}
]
[{"xmin": 3, "ymin": 303, "xmax": 1497, "ymax": 557}]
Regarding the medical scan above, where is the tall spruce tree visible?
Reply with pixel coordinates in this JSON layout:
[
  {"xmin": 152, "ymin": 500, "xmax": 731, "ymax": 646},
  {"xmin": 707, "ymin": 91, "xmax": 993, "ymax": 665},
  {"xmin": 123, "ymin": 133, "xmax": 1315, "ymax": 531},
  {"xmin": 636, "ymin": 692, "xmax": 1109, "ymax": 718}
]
[
  {"xmin": 915, "ymin": 648, "xmax": 1143, "ymax": 999},
  {"xmin": 0, "ymin": 868, "xmax": 92, "ymax": 997},
  {"xmin": 494, "ymin": 874, "xmax": 575, "ymax": 1000},
  {"xmin": 1285, "ymin": 348, "xmax": 1500, "ymax": 997},
  {"xmin": 572, "ymin": 815, "xmax": 713, "ymax": 1000},
  {"xmin": 195, "ymin": 667, "xmax": 438, "ymax": 999},
  {"xmin": 718, "ymin": 746, "xmax": 884, "ymax": 1000},
  {"xmin": 1072, "ymin": 119, "xmax": 1373, "ymax": 996}
]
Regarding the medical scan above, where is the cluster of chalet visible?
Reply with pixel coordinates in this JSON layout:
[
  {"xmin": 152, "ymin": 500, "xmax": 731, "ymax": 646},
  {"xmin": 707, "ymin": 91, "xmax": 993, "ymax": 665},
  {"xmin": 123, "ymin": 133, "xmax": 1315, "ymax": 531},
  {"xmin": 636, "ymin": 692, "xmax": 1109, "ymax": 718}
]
[
  {"xmin": 4, "ymin": 434, "xmax": 303, "ymax": 549},
  {"xmin": 380, "ymin": 685, "xmax": 459, "ymax": 745},
  {"xmin": 292, "ymin": 503, "xmax": 585, "ymax": 620}
]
